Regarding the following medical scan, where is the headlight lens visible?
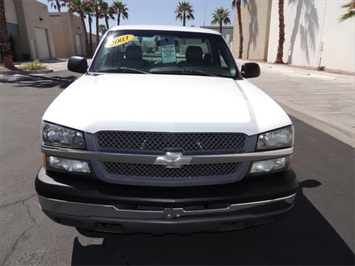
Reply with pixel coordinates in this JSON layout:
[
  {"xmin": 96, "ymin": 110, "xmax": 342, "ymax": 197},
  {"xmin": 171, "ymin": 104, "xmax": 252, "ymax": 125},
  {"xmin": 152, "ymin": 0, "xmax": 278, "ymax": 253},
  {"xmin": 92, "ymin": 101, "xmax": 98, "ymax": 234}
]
[
  {"xmin": 42, "ymin": 122, "xmax": 85, "ymax": 149},
  {"xmin": 257, "ymin": 126, "xmax": 294, "ymax": 150},
  {"xmin": 249, "ymin": 156, "xmax": 290, "ymax": 175},
  {"xmin": 46, "ymin": 155, "xmax": 91, "ymax": 174}
]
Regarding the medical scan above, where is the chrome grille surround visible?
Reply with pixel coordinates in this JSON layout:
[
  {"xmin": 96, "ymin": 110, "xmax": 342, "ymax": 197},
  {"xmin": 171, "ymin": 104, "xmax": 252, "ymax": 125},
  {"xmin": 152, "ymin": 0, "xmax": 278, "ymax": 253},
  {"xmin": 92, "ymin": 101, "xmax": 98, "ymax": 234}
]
[
  {"xmin": 91, "ymin": 131, "xmax": 249, "ymax": 184},
  {"xmin": 96, "ymin": 131, "xmax": 247, "ymax": 155}
]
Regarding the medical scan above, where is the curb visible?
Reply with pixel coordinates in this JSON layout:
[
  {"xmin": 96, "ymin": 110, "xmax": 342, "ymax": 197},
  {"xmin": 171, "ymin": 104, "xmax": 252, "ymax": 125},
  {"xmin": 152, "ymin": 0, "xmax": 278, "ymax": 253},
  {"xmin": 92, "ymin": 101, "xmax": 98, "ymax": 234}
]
[{"xmin": 0, "ymin": 68, "xmax": 53, "ymax": 75}]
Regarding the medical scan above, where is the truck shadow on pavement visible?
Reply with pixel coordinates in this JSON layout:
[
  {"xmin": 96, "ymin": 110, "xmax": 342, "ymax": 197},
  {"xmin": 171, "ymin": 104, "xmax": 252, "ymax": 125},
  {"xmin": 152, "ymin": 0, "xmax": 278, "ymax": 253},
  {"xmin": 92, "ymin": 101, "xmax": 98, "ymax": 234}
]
[
  {"xmin": 0, "ymin": 72, "xmax": 80, "ymax": 89},
  {"xmin": 71, "ymin": 182, "xmax": 354, "ymax": 265}
]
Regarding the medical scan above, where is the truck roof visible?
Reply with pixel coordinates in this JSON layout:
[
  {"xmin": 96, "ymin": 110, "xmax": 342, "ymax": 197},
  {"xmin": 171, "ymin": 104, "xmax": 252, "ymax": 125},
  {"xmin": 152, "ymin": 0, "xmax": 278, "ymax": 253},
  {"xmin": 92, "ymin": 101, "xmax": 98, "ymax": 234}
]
[{"xmin": 108, "ymin": 25, "xmax": 222, "ymax": 36}]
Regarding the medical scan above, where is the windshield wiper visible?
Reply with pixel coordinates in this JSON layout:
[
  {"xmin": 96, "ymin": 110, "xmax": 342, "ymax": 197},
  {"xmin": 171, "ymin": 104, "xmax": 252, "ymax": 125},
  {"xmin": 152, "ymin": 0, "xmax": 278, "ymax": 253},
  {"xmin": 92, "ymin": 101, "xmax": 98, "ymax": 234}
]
[
  {"xmin": 95, "ymin": 67, "xmax": 149, "ymax": 74},
  {"xmin": 151, "ymin": 68, "xmax": 215, "ymax": 77}
]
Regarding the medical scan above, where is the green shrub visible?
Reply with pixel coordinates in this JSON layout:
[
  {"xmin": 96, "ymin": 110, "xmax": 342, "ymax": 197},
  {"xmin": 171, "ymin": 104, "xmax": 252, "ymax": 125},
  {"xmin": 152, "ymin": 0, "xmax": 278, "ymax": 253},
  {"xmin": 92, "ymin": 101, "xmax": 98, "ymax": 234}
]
[{"xmin": 19, "ymin": 59, "xmax": 48, "ymax": 71}]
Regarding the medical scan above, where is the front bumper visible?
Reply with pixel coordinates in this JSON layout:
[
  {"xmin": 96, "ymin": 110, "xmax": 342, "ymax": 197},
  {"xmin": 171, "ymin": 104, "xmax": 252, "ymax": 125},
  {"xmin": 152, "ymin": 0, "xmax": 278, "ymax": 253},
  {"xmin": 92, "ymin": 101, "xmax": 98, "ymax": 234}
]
[{"xmin": 35, "ymin": 168, "xmax": 298, "ymax": 234}]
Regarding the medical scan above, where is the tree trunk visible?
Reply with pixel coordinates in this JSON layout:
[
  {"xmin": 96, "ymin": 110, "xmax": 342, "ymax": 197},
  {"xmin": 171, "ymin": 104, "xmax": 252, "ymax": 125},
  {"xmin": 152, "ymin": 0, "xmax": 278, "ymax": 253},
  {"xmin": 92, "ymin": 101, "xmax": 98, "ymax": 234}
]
[
  {"xmin": 95, "ymin": 4, "xmax": 99, "ymax": 49},
  {"xmin": 3, "ymin": 54, "xmax": 16, "ymax": 69},
  {"xmin": 80, "ymin": 12, "xmax": 90, "ymax": 57},
  {"xmin": 275, "ymin": 0, "xmax": 285, "ymax": 64},
  {"xmin": 105, "ymin": 16, "xmax": 109, "ymax": 29},
  {"xmin": 88, "ymin": 16, "xmax": 93, "ymax": 56},
  {"xmin": 0, "ymin": 0, "xmax": 16, "ymax": 69},
  {"xmin": 236, "ymin": 0, "xmax": 243, "ymax": 59}
]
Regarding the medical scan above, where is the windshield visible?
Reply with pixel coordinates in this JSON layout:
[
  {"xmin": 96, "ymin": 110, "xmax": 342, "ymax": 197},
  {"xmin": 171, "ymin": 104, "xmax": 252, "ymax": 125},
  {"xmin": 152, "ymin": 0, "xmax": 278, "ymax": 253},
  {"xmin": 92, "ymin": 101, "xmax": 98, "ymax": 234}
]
[{"xmin": 90, "ymin": 29, "xmax": 239, "ymax": 79}]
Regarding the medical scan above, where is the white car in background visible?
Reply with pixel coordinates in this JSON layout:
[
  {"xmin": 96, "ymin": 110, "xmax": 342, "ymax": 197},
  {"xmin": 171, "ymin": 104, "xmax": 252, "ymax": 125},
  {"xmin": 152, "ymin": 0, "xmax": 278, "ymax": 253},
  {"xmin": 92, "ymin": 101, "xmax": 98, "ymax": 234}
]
[{"xmin": 35, "ymin": 25, "xmax": 298, "ymax": 235}]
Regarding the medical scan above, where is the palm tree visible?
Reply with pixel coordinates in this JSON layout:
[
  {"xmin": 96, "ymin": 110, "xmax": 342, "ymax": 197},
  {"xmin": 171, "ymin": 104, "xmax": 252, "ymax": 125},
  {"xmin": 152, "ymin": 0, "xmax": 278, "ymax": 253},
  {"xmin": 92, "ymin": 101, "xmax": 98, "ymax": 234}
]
[
  {"xmin": 112, "ymin": 1, "xmax": 128, "ymax": 26},
  {"xmin": 0, "ymin": 0, "xmax": 16, "ymax": 69},
  {"xmin": 83, "ymin": 0, "xmax": 94, "ymax": 56},
  {"xmin": 89, "ymin": 0, "xmax": 100, "ymax": 50},
  {"xmin": 99, "ymin": 24, "xmax": 107, "ymax": 35},
  {"xmin": 339, "ymin": 0, "xmax": 355, "ymax": 21},
  {"xmin": 47, "ymin": 0, "xmax": 68, "ymax": 12},
  {"xmin": 68, "ymin": 0, "xmax": 90, "ymax": 57},
  {"xmin": 99, "ymin": 1, "xmax": 114, "ymax": 29},
  {"xmin": 275, "ymin": 0, "xmax": 285, "ymax": 64},
  {"xmin": 232, "ymin": 0, "xmax": 245, "ymax": 58},
  {"xmin": 211, "ymin": 7, "xmax": 231, "ymax": 34},
  {"xmin": 175, "ymin": 1, "xmax": 194, "ymax": 26}
]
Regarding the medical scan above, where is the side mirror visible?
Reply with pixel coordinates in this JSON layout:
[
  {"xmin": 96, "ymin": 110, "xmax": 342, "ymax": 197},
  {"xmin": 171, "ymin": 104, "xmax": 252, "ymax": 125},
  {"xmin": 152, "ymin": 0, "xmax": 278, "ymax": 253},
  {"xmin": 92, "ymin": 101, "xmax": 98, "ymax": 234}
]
[
  {"xmin": 241, "ymin": 62, "xmax": 260, "ymax": 78},
  {"xmin": 67, "ymin": 56, "xmax": 88, "ymax": 74}
]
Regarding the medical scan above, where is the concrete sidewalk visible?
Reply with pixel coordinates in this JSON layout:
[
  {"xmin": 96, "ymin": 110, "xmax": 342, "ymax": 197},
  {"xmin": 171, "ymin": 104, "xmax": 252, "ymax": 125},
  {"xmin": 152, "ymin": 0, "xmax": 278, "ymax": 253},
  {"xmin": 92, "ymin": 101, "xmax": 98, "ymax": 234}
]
[
  {"xmin": 40, "ymin": 59, "xmax": 70, "ymax": 72},
  {"xmin": 249, "ymin": 61, "xmax": 354, "ymax": 148}
]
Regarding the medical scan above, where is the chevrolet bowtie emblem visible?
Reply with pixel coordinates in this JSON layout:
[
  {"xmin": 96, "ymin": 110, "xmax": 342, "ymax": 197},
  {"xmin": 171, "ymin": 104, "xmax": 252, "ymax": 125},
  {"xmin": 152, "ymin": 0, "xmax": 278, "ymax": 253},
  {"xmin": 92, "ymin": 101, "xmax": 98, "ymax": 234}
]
[{"xmin": 154, "ymin": 152, "xmax": 192, "ymax": 168}]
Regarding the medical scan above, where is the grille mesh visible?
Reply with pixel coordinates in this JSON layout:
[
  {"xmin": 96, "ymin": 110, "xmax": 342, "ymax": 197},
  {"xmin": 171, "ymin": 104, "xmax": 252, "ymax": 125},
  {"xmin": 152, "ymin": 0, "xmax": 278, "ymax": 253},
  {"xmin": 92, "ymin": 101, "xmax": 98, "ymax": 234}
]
[
  {"xmin": 104, "ymin": 162, "xmax": 239, "ymax": 178},
  {"xmin": 96, "ymin": 131, "xmax": 246, "ymax": 155}
]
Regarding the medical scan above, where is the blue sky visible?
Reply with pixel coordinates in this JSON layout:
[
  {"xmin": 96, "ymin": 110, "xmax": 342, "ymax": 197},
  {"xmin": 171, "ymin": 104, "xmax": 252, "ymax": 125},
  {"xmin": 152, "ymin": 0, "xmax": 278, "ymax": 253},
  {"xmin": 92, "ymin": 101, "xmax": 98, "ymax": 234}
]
[{"xmin": 38, "ymin": 0, "xmax": 235, "ymax": 29}]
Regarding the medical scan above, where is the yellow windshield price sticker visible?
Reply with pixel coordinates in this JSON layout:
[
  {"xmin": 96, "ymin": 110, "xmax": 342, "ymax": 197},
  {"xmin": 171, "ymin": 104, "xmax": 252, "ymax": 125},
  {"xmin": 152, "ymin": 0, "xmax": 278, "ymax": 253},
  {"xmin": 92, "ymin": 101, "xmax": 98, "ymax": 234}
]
[{"xmin": 105, "ymin": 35, "xmax": 134, "ymax": 48}]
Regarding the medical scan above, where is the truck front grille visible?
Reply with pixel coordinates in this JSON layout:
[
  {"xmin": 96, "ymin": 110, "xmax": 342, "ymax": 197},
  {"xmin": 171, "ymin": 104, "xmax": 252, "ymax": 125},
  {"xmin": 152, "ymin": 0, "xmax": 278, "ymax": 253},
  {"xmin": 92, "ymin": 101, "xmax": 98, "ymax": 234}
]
[
  {"xmin": 93, "ymin": 131, "xmax": 249, "ymax": 185},
  {"xmin": 96, "ymin": 131, "xmax": 247, "ymax": 155},
  {"xmin": 103, "ymin": 162, "xmax": 239, "ymax": 178}
]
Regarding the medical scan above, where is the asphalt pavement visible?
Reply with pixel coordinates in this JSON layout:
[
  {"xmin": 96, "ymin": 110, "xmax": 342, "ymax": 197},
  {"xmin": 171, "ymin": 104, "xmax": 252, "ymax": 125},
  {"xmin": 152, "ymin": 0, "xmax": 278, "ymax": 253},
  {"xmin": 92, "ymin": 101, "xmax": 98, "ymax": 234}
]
[{"xmin": 2, "ymin": 58, "xmax": 354, "ymax": 148}]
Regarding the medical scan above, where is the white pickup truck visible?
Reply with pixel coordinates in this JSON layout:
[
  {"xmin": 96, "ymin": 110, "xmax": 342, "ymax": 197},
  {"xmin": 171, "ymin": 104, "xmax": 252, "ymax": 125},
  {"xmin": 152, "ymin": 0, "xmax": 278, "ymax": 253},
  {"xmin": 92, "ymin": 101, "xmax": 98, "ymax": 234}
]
[{"xmin": 35, "ymin": 25, "xmax": 298, "ymax": 235}]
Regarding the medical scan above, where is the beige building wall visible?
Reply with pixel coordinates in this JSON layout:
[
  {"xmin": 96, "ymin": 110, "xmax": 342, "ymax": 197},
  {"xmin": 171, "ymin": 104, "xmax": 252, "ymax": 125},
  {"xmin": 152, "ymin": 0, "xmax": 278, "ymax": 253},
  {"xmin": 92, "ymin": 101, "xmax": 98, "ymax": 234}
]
[
  {"xmin": 49, "ymin": 12, "xmax": 86, "ymax": 58},
  {"xmin": 8, "ymin": 0, "xmax": 55, "ymax": 60},
  {"xmin": 4, "ymin": 0, "xmax": 88, "ymax": 61},
  {"xmin": 4, "ymin": 0, "xmax": 17, "ymax": 24},
  {"xmin": 232, "ymin": 0, "xmax": 354, "ymax": 72},
  {"xmin": 267, "ymin": 0, "xmax": 354, "ymax": 72},
  {"xmin": 232, "ymin": 0, "xmax": 272, "ymax": 61}
]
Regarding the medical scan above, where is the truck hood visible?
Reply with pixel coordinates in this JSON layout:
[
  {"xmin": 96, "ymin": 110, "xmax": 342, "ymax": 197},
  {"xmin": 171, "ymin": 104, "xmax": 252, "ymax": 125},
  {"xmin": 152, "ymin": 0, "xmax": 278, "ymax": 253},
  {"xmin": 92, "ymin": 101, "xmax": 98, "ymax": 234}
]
[{"xmin": 43, "ymin": 74, "xmax": 291, "ymax": 135}]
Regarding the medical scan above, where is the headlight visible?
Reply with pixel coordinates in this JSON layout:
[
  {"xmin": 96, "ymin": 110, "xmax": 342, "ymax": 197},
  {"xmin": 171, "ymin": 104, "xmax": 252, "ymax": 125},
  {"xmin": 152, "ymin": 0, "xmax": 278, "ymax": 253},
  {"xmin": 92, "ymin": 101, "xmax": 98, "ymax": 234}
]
[
  {"xmin": 249, "ymin": 156, "xmax": 291, "ymax": 175},
  {"xmin": 44, "ymin": 155, "xmax": 91, "ymax": 174},
  {"xmin": 42, "ymin": 122, "xmax": 85, "ymax": 149},
  {"xmin": 257, "ymin": 126, "xmax": 294, "ymax": 150}
]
